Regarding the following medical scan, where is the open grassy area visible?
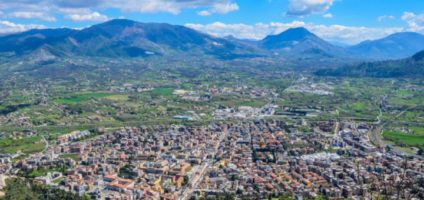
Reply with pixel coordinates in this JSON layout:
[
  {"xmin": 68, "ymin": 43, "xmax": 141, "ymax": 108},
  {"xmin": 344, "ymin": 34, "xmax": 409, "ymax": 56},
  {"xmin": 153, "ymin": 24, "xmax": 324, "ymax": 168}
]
[
  {"xmin": 55, "ymin": 92, "xmax": 120, "ymax": 104},
  {"xmin": 0, "ymin": 136, "xmax": 45, "ymax": 154},
  {"xmin": 351, "ymin": 102, "xmax": 367, "ymax": 111},
  {"xmin": 59, "ymin": 153, "xmax": 80, "ymax": 161},
  {"xmin": 53, "ymin": 177, "xmax": 65, "ymax": 184},
  {"xmin": 383, "ymin": 126, "xmax": 424, "ymax": 147},
  {"xmin": 150, "ymin": 87, "xmax": 174, "ymax": 96},
  {"xmin": 105, "ymin": 94, "xmax": 129, "ymax": 101},
  {"xmin": 25, "ymin": 166, "xmax": 66, "ymax": 178},
  {"xmin": 27, "ymin": 168, "xmax": 55, "ymax": 178}
]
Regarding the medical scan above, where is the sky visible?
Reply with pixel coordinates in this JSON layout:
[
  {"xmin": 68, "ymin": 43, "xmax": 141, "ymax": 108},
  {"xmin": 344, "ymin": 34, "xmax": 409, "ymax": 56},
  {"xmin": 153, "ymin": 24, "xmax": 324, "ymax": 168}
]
[{"xmin": 0, "ymin": 0, "xmax": 423, "ymax": 44}]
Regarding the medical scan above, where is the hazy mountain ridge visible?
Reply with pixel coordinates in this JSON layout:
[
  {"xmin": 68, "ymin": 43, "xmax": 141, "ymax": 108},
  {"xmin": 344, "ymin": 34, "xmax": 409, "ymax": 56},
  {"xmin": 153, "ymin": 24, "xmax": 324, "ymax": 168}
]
[
  {"xmin": 348, "ymin": 32, "xmax": 424, "ymax": 60},
  {"xmin": 1, "ymin": 19, "xmax": 423, "ymax": 61},
  {"xmin": 315, "ymin": 50, "xmax": 424, "ymax": 78},
  {"xmin": 0, "ymin": 19, "xmax": 263, "ymax": 60},
  {"xmin": 1, "ymin": 19, "xmax": 424, "ymax": 78}
]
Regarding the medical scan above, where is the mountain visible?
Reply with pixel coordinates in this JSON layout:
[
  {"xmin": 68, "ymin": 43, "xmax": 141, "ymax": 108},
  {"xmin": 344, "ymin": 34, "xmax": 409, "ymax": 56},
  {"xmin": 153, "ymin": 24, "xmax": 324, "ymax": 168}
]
[
  {"xmin": 315, "ymin": 50, "xmax": 424, "ymax": 78},
  {"xmin": 412, "ymin": 50, "xmax": 424, "ymax": 61},
  {"xmin": 259, "ymin": 27, "xmax": 346, "ymax": 58},
  {"xmin": 0, "ymin": 28, "xmax": 77, "ymax": 55},
  {"xmin": 0, "ymin": 19, "xmax": 262, "ymax": 60},
  {"xmin": 348, "ymin": 32, "xmax": 424, "ymax": 60}
]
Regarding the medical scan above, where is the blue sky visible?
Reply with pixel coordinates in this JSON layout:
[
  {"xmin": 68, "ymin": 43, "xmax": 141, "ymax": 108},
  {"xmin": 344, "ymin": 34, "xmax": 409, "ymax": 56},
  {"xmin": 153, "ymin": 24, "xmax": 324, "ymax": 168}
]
[{"xmin": 0, "ymin": 0, "xmax": 423, "ymax": 44}]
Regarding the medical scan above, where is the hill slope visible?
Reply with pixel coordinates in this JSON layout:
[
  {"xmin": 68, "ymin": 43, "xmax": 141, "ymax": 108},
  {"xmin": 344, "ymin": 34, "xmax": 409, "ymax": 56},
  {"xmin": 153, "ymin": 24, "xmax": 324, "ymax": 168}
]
[
  {"xmin": 348, "ymin": 32, "xmax": 424, "ymax": 60},
  {"xmin": 259, "ymin": 27, "xmax": 346, "ymax": 58},
  {"xmin": 315, "ymin": 50, "xmax": 424, "ymax": 78},
  {"xmin": 0, "ymin": 19, "xmax": 262, "ymax": 60}
]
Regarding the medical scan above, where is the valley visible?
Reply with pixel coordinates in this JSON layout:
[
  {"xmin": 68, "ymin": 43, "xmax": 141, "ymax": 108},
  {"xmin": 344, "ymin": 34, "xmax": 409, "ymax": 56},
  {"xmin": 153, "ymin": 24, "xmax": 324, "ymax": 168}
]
[{"xmin": 0, "ymin": 18, "xmax": 423, "ymax": 200}]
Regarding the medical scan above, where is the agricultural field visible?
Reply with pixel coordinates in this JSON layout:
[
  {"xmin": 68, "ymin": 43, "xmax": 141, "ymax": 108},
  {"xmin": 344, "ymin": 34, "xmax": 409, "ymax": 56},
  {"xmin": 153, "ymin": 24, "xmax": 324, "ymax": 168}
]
[
  {"xmin": 383, "ymin": 126, "xmax": 424, "ymax": 148},
  {"xmin": 54, "ymin": 92, "xmax": 126, "ymax": 104},
  {"xmin": 0, "ymin": 73, "xmax": 422, "ymax": 154},
  {"xmin": 0, "ymin": 136, "xmax": 45, "ymax": 154}
]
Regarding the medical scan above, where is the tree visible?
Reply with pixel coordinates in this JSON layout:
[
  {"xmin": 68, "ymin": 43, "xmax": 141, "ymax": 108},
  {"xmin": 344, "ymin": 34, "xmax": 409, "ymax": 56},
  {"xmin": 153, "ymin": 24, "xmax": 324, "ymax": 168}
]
[
  {"xmin": 2, "ymin": 178, "xmax": 37, "ymax": 200},
  {"xmin": 2, "ymin": 178, "xmax": 88, "ymax": 200},
  {"xmin": 183, "ymin": 175, "xmax": 190, "ymax": 186}
]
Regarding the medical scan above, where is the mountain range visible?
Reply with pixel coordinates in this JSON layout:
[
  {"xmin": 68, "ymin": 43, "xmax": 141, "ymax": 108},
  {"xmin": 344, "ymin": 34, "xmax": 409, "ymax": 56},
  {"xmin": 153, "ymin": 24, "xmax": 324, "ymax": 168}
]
[
  {"xmin": 0, "ymin": 19, "xmax": 423, "ymax": 78},
  {"xmin": 0, "ymin": 19, "xmax": 264, "ymax": 60},
  {"xmin": 348, "ymin": 32, "xmax": 424, "ymax": 60},
  {"xmin": 1, "ymin": 19, "xmax": 423, "ymax": 61}
]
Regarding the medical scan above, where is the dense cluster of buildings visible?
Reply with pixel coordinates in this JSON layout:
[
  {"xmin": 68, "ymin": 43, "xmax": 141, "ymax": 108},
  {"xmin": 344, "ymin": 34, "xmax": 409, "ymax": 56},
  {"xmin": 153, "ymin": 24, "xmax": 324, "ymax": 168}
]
[
  {"xmin": 1, "ymin": 120, "xmax": 424, "ymax": 199},
  {"xmin": 285, "ymin": 78, "xmax": 334, "ymax": 96},
  {"xmin": 213, "ymin": 104, "xmax": 278, "ymax": 120}
]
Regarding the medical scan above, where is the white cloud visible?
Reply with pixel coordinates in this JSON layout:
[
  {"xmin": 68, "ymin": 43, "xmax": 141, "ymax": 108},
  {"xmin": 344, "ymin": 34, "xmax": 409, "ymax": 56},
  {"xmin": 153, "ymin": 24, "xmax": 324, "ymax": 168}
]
[
  {"xmin": 323, "ymin": 13, "xmax": 333, "ymax": 18},
  {"xmin": 117, "ymin": 0, "xmax": 239, "ymax": 15},
  {"xmin": 401, "ymin": 12, "xmax": 424, "ymax": 33},
  {"xmin": 0, "ymin": 0, "xmax": 239, "ymax": 21},
  {"xmin": 197, "ymin": 2, "xmax": 239, "ymax": 16},
  {"xmin": 0, "ymin": 20, "xmax": 46, "ymax": 35},
  {"xmin": 65, "ymin": 11, "xmax": 109, "ymax": 22},
  {"xmin": 197, "ymin": 10, "xmax": 211, "ymax": 16},
  {"xmin": 186, "ymin": 21, "xmax": 307, "ymax": 39},
  {"xmin": 186, "ymin": 21, "xmax": 404, "ymax": 45},
  {"xmin": 9, "ymin": 11, "xmax": 56, "ymax": 22},
  {"xmin": 211, "ymin": 2, "xmax": 239, "ymax": 14},
  {"xmin": 108, "ymin": 0, "xmax": 181, "ymax": 14},
  {"xmin": 287, "ymin": 0, "xmax": 334, "ymax": 16},
  {"xmin": 377, "ymin": 15, "xmax": 395, "ymax": 22}
]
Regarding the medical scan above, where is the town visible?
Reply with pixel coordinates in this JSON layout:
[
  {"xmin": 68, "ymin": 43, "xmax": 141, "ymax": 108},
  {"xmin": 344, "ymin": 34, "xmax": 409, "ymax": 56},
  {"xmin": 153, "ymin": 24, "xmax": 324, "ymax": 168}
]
[
  {"xmin": 1, "ymin": 118, "xmax": 423, "ymax": 199},
  {"xmin": 0, "ymin": 4, "xmax": 423, "ymax": 199}
]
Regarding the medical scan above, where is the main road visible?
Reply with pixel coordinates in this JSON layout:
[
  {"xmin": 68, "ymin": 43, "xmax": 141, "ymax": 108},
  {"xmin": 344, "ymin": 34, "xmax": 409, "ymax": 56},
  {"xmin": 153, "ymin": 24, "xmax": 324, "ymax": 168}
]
[{"xmin": 178, "ymin": 128, "xmax": 229, "ymax": 200}]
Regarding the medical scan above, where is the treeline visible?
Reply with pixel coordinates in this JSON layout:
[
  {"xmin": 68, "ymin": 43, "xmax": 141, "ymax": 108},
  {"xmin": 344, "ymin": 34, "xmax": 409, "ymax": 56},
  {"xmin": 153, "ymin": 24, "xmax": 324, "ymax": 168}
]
[
  {"xmin": 0, "ymin": 178, "xmax": 89, "ymax": 200},
  {"xmin": 0, "ymin": 104, "xmax": 31, "ymax": 115}
]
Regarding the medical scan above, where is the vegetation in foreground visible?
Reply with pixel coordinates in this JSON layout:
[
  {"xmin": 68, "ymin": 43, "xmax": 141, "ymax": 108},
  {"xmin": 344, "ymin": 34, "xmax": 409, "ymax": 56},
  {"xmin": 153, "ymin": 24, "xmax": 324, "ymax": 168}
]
[{"xmin": 0, "ymin": 178, "xmax": 89, "ymax": 200}]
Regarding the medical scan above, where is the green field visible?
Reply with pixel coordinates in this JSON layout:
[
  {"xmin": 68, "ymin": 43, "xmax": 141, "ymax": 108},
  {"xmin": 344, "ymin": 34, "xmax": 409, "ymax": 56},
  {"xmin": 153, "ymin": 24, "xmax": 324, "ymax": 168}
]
[
  {"xmin": 0, "ymin": 136, "xmax": 45, "ymax": 154},
  {"xmin": 383, "ymin": 127, "xmax": 424, "ymax": 147},
  {"xmin": 25, "ymin": 166, "xmax": 66, "ymax": 178},
  {"xmin": 55, "ymin": 92, "xmax": 120, "ymax": 104},
  {"xmin": 351, "ymin": 102, "xmax": 367, "ymax": 111},
  {"xmin": 150, "ymin": 87, "xmax": 174, "ymax": 96}
]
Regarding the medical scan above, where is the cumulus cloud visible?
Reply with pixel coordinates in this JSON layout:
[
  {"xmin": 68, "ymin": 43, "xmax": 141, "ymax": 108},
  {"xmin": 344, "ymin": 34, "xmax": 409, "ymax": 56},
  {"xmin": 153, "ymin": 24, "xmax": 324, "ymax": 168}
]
[
  {"xmin": 65, "ymin": 12, "xmax": 109, "ymax": 22},
  {"xmin": 401, "ymin": 12, "xmax": 424, "ymax": 33},
  {"xmin": 107, "ymin": 0, "xmax": 181, "ymax": 14},
  {"xmin": 186, "ymin": 21, "xmax": 306, "ymax": 39},
  {"xmin": 212, "ymin": 2, "xmax": 239, "ymax": 14},
  {"xmin": 186, "ymin": 21, "xmax": 404, "ymax": 44},
  {"xmin": 197, "ymin": 2, "xmax": 239, "ymax": 16},
  {"xmin": 0, "ymin": 0, "xmax": 239, "ymax": 19},
  {"xmin": 323, "ymin": 13, "xmax": 333, "ymax": 18},
  {"xmin": 0, "ymin": 20, "xmax": 46, "ymax": 35},
  {"xmin": 9, "ymin": 11, "xmax": 56, "ymax": 22},
  {"xmin": 197, "ymin": 10, "xmax": 211, "ymax": 16},
  {"xmin": 287, "ymin": 0, "xmax": 334, "ymax": 16},
  {"xmin": 377, "ymin": 15, "xmax": 395, "ymax": 22}
]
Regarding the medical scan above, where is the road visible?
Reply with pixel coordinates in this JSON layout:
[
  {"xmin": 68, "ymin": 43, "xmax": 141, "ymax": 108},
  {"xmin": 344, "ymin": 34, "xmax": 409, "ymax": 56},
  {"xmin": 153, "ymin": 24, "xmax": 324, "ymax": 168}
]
[
  {"xmin": 333, "ymin": 121, "xmax": 340, "ymax": 136},
  {"xmin": 178, "ymin": 128, "xmax": 229, "ymax": 200},
  {"xmin": 369, "ymin": 97, "xmax": 388, "ymax": 148},
  {"xmin": 42, "ymin": 136, "xmax": 49, "ymax": 152},
  {"xmin": 368, "ymin": 96, "xmax": 418, "ymax": 149}
]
